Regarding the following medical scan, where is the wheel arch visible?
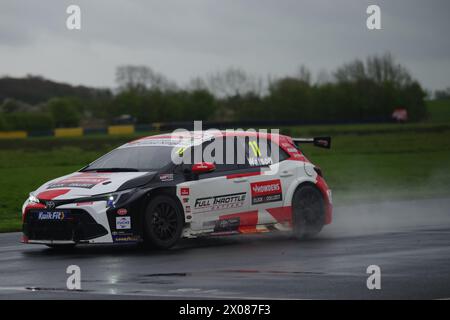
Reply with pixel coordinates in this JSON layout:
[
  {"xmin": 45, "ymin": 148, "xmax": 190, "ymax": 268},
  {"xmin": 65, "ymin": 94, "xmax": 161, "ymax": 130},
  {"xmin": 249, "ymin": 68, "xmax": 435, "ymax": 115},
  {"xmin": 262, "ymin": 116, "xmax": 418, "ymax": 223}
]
[
  {"xmin": 283, "ymin": 176, "xmax": 318, "ymax": 207},
  {"xmin": 138, "ymin": 187, "xmax": 185, "ymax": 232}
]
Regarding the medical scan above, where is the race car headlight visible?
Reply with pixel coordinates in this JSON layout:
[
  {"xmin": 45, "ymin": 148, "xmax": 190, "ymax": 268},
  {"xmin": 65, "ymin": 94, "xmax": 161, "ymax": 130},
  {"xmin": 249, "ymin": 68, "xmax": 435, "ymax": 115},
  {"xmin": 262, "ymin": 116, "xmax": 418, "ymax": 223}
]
[
  {"xmin": 105, "ymin": 189, "xmax": 135, "ymax": 208},
  {"xmin": 28, "ymin": 193, "xmax": 40, "ymax": 204}
]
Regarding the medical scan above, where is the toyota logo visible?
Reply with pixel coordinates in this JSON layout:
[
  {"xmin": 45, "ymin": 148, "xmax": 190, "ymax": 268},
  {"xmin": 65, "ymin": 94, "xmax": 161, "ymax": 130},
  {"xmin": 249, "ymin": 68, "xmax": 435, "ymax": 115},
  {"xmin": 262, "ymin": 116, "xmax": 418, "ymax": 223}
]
[{"xmin": 46, "ymin": 201, "xmax": 56, "ymax": 209}]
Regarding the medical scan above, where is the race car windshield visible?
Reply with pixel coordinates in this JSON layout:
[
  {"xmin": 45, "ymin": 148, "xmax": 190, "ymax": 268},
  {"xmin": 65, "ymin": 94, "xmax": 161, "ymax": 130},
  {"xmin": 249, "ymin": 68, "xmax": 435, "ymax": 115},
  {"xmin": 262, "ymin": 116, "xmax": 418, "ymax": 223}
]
[{"xmin": 82, "ymin": 146, "xmax": 175, "ymax": 172}]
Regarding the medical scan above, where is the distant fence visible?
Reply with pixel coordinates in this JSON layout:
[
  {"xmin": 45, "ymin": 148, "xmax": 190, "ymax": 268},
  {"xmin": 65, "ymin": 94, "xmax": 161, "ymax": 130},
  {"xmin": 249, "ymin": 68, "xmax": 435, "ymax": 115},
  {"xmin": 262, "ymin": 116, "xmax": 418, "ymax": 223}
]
[{"xmin": 0, "ymin": 118, "xmax": 393, "ymax": 139}]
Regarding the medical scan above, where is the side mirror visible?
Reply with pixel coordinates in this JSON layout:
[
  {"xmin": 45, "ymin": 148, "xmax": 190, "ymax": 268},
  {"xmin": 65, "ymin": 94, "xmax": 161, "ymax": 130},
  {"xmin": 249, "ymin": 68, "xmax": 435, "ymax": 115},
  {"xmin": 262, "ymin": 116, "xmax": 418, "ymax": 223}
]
[{"xmin": 191, "ymin": 162, "xmax": 216, "ymax": 174}]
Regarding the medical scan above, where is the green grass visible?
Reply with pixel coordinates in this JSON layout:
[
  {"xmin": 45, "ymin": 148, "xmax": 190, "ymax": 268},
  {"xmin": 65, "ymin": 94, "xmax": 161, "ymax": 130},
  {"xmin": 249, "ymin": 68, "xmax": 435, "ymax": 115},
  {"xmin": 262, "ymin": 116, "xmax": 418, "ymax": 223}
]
[
  {"xmin": 426, "ymin": 99, "xmax": 450, "ymax": 123},
  {"xmin": 1, "ymin": 123, "xmax": 450, "ymax": 232},
  {"xmin": 300, "ymin": 130, "xmax": 450, "ymax": 203}
]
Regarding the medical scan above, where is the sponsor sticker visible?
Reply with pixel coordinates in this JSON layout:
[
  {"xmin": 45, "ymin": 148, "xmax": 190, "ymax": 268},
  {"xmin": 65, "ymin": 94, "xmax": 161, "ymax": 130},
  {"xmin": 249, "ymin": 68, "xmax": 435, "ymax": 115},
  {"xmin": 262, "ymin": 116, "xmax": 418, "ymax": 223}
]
[
  {"xmin": 248, "ymin": 156, "xmax": 273, "ymax": 166},
  {"xmin": 214, "ymin": 217, "xmax": 240, "ymax": 232},
  {"xmin": 185, "ymin": 206, "xmax": 191, "ymax": 213},
  {"xmin": 194, "ymin": 192, "xmax": 246, "ymax": 213},
  {"xmin": 112, "ymin": 234, "xmax": 140, "ymax": 243},
  {"xmin": 36, "ymin": 211, "xmax": 68, "ymax": 221},
  {"xmin": 116, "ymin": 216, "xmax": 131, "ymax": 230},
  {"xmin": 76, "ymin": 202, "xmax": 93, "ymax": 206},
  {"xmin": 117, "ymin": 208, "xmax": 128, "ymax": 216},
  {"xmin": 181, "ymin": 187, "xmax": 190, "ymax": 196},
  {"xmin": 182, "ymin": 198, "xmax": 189, "ymax": 203},
  {"xmin": 47, "ymin": 174, "xmax": 109, "ymax": 189},
  {"xmin": 159, "ymin": 173, "xmax": 174, "ymax": 182},
  {"xmin": 250, "ymin": 179, "xmax": 282, "ymax": 205}
]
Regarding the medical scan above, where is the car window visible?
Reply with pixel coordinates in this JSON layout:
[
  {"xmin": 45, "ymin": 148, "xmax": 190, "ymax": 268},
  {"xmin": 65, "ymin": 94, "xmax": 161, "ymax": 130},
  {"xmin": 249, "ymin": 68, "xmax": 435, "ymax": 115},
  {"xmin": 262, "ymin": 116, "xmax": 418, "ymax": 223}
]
[
  {"xmin": 180, "ymin": 137, "xmax": 240, "ymax": 172},
  {"xmin": 244, "ymin": 137, "xmax": 288, "ymax": 167},
  {"xmin": 85, "ymin": 146, "xmax": 174, "ymax": 171},
  {"xmin": 179, "ymin": 136, "xmax": 289, "ymax": 173}
]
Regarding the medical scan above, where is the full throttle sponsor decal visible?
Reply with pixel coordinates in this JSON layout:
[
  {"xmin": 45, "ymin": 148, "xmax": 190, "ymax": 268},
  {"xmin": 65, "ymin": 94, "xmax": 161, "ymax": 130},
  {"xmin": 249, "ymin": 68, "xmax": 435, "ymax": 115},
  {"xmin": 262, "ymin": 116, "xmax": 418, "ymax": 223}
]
[
  {"xmin": 251, "ymin": 179, "xmax": 282, "ymax": 205},
  {"xmin": 47, "ymin": 174, "xmax": 109, "ymax": 189},
  {"xmin": 194, "ymin": 192, "xmax": 246, "ymax": 213}
]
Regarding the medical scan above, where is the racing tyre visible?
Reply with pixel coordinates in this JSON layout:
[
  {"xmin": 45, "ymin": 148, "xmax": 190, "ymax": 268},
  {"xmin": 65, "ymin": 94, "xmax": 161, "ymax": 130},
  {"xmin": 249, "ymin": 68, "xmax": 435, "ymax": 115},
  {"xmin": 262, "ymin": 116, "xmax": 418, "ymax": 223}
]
[
  {"xmin": 292, "ymin": 184, "xmax": 325, "ymax": 239},
  {"xmin": 144, "ymin": 195, "xmax": 184, "ymax": 249}
]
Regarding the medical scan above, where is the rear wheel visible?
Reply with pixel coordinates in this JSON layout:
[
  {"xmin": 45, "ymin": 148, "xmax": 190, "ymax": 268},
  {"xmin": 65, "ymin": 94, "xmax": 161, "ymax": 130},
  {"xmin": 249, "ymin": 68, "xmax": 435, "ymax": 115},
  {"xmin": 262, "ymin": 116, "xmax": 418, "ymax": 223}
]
[
  {"xmin": 292, "ymin": 184, "xmax": 325, "ymax": 239},
  {"xmin": 143, "ymin": 195, "xmax": 184, "ymax": 249}
]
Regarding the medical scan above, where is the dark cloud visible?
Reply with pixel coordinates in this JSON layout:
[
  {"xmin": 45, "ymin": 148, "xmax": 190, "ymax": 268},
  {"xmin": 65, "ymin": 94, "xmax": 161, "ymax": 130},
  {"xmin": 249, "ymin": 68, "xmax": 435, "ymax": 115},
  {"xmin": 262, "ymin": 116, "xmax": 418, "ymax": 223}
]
[{"xmin": 0, "ymin": 0, "xmax": 449, "ymax": 91}]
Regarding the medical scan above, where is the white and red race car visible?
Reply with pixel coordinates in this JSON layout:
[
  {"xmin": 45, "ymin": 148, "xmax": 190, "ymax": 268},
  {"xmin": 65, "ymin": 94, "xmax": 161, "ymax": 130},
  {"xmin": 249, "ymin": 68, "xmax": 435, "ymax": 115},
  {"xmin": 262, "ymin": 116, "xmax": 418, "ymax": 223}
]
[{"xmin": 22, "ymin": 130, "xmax": 333, "ymax": 249}]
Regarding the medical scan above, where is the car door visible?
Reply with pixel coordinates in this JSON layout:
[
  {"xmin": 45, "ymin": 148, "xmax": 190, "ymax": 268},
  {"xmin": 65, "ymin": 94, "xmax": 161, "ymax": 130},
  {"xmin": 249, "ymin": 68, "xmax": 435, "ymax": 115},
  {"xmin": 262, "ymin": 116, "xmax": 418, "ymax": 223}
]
[
  {"xmin": 177, "ymin": 137, "xmax": 256, "ymax": 234},
  {"xmin": 238, "ymin": 137, "xmax": 295, "ymax": 227}
]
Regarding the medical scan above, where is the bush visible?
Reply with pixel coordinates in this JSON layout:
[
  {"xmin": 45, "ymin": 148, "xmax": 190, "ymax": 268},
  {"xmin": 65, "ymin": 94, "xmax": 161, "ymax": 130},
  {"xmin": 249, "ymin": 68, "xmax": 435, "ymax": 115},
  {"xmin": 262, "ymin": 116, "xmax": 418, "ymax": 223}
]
[
  {"xmin": 0, "ymin": 114, "xmax": 7, "ymax": 130},
  {"xmin": 45, "ymin": 97, "xmax": 81, "ymax": 128},
  {"xmin": 2, "ymin": 112, "xmax": 55, "ymax": 131}
]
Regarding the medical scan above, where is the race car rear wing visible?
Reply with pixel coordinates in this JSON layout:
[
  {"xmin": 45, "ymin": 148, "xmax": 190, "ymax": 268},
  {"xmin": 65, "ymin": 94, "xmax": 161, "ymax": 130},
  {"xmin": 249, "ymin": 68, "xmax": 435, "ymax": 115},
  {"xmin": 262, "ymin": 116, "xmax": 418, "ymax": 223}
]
[{"xmin": 292, "ymin": 136, "xmax": 331, "ymax": 149}]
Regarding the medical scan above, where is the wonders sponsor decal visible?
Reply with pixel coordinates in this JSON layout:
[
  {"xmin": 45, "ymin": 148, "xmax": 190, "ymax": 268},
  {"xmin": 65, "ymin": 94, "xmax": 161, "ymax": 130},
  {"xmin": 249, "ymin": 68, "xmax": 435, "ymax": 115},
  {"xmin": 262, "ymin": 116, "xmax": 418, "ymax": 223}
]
[
  {"xmin": 250, "ymin": 179, "xmax": 282, "ymax": 205},
  {"xmin": 194, "ymin": 192, "xmax": 246, "ymax": 213}
]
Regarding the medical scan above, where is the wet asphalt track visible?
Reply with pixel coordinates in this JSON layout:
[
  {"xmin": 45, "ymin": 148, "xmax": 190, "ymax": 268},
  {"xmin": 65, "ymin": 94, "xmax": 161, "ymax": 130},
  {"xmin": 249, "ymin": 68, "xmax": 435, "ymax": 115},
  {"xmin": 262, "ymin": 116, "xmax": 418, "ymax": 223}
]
[{"xmin": 1, "ymin": 197, "xmax": 450, "ymax": 299}]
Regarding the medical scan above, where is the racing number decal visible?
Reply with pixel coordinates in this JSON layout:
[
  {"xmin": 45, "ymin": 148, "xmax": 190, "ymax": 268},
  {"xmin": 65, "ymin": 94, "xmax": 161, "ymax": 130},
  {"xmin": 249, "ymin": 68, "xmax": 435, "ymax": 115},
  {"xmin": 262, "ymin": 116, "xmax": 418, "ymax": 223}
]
[
  {"xmin": 177, "ymin": 146, "xmax": 186, "ymax": 155},
  {"xmin": 249, "ymin": 140, "xmax": 261, "ymax": 157},
  {"xmin": 248, "ymin": 140, "xmax": 272, "ymax": 166}
]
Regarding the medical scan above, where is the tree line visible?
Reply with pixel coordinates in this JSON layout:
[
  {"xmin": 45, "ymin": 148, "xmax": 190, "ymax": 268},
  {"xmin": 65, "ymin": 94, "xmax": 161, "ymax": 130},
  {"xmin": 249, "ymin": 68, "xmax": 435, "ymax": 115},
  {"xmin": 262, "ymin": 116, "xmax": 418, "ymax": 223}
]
[{"xmin": 0, "ymin": 53, "xmax": 430, "ymax": 131}]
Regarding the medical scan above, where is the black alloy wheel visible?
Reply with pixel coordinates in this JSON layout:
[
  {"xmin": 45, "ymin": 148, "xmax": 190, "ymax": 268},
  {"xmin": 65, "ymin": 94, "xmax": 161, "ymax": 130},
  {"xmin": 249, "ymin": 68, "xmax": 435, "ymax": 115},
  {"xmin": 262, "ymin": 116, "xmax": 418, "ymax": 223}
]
[
  {"xmin": 292, "ymin": 184, "xmax": 325, "ymax": 239},
  {"xmin": 144, "ymin": 195, "xmax": 184, "ymax": 249}
]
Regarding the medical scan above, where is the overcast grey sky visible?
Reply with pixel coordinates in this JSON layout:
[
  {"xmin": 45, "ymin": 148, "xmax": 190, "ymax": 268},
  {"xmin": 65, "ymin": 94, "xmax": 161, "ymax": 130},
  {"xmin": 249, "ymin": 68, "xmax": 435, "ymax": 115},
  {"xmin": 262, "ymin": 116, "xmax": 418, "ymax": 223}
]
[{"xmin": 0, "ymin": 0, "xmax": 449, "ymax": 91}]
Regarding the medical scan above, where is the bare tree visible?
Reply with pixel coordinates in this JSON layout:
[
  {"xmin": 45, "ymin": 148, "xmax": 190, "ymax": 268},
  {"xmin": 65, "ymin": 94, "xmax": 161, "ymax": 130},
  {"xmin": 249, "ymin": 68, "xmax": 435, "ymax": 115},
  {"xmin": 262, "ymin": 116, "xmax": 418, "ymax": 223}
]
[
  {"xmin": 297, "ymin": 65, "xmax": 312, "ymax": 84},
  {"xmin": 366, "ymin": 53, "xmax": 412, "ymax": 86},
  {"xmin": 115, "ymin": 65, "xmax": 177, "ymax": 92},
  {"xmin": 205, "ymin": 67, "xmax": 264, "ymax": 97},
  {"xmin": 435, "ymin": 87, "xmax": 450, "ymax": 100},
  {"xmin": 334, "ymin": 53, "xmax": 413, "ymax": 87},
  {"xmin": 334, "ymin": 59, "xmax": 366, "ymax": 83},
  {"xmin": 316, "ymin": 69, "xmax": 332, "ymax": 85},
  {"xmin": 187, "ymin": 76, "xmax": 208, "ymax": 91}
]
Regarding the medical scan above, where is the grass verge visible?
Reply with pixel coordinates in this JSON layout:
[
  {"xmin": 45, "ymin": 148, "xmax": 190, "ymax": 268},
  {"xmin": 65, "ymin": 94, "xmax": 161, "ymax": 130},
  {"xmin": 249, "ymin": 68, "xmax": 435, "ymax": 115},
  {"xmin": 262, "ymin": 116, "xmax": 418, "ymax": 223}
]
[{"xmin": 1, "ymin": 123, "xmax": 450, "ymax": 232}]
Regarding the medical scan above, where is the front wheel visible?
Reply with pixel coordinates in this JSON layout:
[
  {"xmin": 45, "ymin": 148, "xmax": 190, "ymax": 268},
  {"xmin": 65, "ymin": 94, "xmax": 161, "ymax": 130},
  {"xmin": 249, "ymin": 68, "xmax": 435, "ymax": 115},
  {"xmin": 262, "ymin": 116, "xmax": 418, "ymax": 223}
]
[
  {"xmin": 292, "ymin": 184, "xmax": 325, "ymax": 239},
  {"xmin": 143, "ymin": 195, "xmax": 184, "ymax": 249}
]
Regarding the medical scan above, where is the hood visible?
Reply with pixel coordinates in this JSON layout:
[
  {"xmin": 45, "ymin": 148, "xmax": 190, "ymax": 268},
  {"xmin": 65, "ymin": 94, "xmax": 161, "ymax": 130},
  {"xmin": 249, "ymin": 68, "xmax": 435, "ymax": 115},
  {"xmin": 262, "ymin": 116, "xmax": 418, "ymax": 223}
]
[{"xmin": 34, "ymin": 171, "xmax": 155, "ymax": 201}]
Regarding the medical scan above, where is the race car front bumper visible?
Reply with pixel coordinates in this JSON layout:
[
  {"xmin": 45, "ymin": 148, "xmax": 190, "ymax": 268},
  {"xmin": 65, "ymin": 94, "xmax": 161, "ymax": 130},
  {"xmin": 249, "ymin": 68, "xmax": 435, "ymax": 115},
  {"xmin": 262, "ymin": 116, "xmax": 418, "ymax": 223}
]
[
  {"xmin": 22, "ymin": 188, "xmax": 148, "ymax": 245},
  {"xmin": 22, "ymin": 202, "xmax": 113, "ymax": 244}
]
